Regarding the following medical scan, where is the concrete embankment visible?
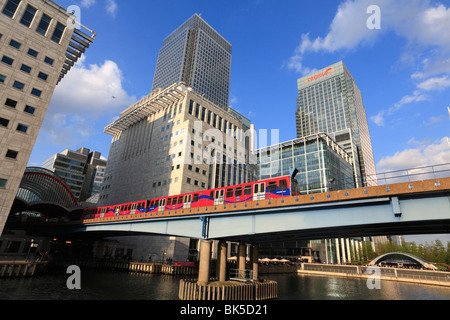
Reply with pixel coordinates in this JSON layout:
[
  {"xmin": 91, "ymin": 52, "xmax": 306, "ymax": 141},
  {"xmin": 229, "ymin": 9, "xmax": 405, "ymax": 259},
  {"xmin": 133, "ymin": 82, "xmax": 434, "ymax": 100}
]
[
  {"xmin": 51, "ymin": 259, "xmax": 198, "ymax": 275},
  {"xmin": 298, "ymin": 263, "xmax": 450, "ymax": 287},
  {"xmin": 0, "ymin": 261, "xmax": 48, "ymax": 277}
]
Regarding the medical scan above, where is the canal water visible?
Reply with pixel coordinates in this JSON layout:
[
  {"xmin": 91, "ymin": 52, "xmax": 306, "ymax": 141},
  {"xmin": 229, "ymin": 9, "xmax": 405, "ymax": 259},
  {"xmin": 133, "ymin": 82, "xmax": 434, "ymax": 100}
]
[{"xmin": 1, "ymin": 269, "xmax": 450, "ymax": 300}]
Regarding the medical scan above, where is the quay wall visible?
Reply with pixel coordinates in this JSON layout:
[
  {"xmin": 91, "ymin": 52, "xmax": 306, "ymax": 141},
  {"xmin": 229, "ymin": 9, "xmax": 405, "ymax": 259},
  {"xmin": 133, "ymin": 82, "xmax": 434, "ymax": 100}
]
[
  {"xmin": 298, "ymin": 263, "xmax": 450, "ymax": 287},
  {"xmin": 0, "ymin": 261, "xmax": 48, "ymax": 277},
  {"xmin": 51, "ymin": 259, "xmax": 198, "ymax": 276}
]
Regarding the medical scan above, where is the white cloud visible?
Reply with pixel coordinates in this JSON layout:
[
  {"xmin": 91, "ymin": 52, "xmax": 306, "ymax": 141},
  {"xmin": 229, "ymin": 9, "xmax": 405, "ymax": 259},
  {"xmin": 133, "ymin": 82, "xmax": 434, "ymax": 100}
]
[
  {"xmin": 80, "ymin": 0, "xmax": 96, "ymax": 8},
  {"xmin": 417, "ymin": 76, "xmax": 450, "ymax": 91},
  {"xmin": 371, "ymin": 91, "xmax": 428, "ymax": 126},
  {"xmin": 376, "ymin": 137, "xmax": 450, "ymax": 173},
  {"xmin": 40, "ymin": 57, "xmax": 136, "ymax": 147},
  {"xmin": 287, "ymin": 0, "xmax": 450, "ymax": 123},
  {"xmin": 105, "ymin": 0, "xmax": 118, "ymax": 18}
]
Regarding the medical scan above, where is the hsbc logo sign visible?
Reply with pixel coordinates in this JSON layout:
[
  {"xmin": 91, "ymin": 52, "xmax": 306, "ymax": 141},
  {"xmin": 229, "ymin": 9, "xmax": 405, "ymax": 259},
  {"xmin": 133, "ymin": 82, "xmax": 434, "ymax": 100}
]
[{"xmin": 304, "ymin": 68, "xmax": 335, "ymax": 83}]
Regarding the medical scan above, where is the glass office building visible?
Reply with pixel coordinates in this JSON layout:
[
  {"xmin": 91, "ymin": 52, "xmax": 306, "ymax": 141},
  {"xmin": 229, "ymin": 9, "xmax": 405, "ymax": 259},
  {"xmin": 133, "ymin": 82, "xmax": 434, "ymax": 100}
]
[
  {"xmin": 256, "ymin": 133, "xmax": 355, "ymax": 194},
  {"xmin": 296, "ymin": 61, "xmax": 376, "ymax": 186},
  {"xmin": 152, "ymin": 13, "xmax": 232, "ymax": 110}
]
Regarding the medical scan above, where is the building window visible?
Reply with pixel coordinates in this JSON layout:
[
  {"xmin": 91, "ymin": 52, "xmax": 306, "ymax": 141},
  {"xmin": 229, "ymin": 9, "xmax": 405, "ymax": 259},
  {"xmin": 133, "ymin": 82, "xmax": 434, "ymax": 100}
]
[
  {"xmin": 36, "ymin": 14, "xmax": 51, "ymax": 36},
  {"xmin": 20, "ymin": 5, "xmax": 36, "ymax": 27},
  {"xmin": 16, "ymin": 123, "xmax": 28, "ymax": 133},
  {"xmin": 13, "ymin": 80, "xmax": 24, "ymax": 90},
  {"xmin": 2, "ymin": 0, "xmax": 21, "ymax": 18},
  {"xmin": 51, "ymin": 22, "xmax": 65, "ymax": 43},
  {"xmin": 0, "ymin": 117, "xmax": 10, "ymax": 128},
  {"xmin": 31, "ymin": 88, "xmax": 42, "ymax": 97},
  {"xmin": 0, "ymin": 178, "xmax": 7, "ymax": 188},
  {"xmin": 5, "ymin": 98, "xmax": 17, "ymax": 108},
  {"xmin": 9, "ymin": 39, "xmax": 21, "ymax": 49},
  {"xmin": 27, "ymin": 48, "xmax": 38, "ymax": 58},
  {"xmin": 20, "ymin": 64, "xmax": 32, "ymax": 73},
  {"xmin": 5, "ymin": 149, "xmax": 18, "ymax": 159},
  {"xmin": 1, "ymin": 55, "xmax": 14, "ymax": 66},
  {"xmin": 24, "ymin": 105, "xmax": 35, "ymax": 115},
  {"xmin": 44, "ymin": 56, "xmax": 54, "ymax": 66},
  {"xmin": 0, "ymin": 74, "xmax": 5, "ymax": 83},
  {"xmin": 37, "ymin": 72, "xmax": 48, "ymax": 81}
]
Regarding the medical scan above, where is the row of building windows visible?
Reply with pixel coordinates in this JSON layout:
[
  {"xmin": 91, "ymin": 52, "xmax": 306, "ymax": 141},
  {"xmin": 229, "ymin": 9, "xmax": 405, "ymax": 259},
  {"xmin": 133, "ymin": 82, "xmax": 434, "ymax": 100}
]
[
  {"xmin": 0, "ymin": 116, "xmax": 28, "ymax": 133},
  {"xmin": 152, "ymin": 177, "xmax": 206, "ymax": 189},
  {"xmin": 3, "ymin": 98, "xmax": 36, "ymax": 115},
  {"xmin": 187, "ymin": 99, "xmax": 241, "ymax": 136},
  {"xmin": 0, "ymin": 32, "xmax": 55, "ymax": 65},
  {"xmin": 2, "ymin": 0, "xmax": 65, "ymax": 44}
]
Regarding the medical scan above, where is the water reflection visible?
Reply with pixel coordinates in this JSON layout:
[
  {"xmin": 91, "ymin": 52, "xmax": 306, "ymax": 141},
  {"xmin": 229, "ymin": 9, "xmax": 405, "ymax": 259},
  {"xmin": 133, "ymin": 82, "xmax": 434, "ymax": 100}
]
[
  {"xmin": 268, "ymin": 274, "xmax": 450, "ymax": 300},
  {"xmin": 1, "ymin": 270, "xmax": 450, "ymax": 300}
]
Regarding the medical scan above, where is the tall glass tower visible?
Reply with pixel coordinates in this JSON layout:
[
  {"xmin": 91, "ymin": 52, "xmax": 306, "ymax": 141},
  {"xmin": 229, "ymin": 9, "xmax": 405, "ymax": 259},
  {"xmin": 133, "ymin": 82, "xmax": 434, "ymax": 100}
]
[
  {"xmin": 151, "ymin": 13, "xmax": 232, "ymax": 110},
  {"xmin": 296, "ymin": 61, "xmax": 376, "ymax": 186}
]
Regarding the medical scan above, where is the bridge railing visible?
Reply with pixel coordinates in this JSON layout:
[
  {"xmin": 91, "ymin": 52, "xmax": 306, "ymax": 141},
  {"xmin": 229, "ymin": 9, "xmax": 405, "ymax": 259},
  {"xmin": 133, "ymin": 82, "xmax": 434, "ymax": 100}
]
[{"xmin": 299, "ymin": 163, "xmax": 450, "ymax": 195}]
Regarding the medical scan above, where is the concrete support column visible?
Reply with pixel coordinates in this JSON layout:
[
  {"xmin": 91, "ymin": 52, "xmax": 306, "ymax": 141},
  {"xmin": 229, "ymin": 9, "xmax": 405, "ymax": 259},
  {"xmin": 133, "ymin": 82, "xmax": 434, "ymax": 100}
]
[
  {"xmin": 238, "ymin": 242, "xmax": 246, "ymax": 270},
  {"xmin": 198, "ymin": 240, "xmax": 212, "ymax": 285},
  {"xmin": 341, "ymin": 238, "xmax": 347, "ymax": 264},
  {"xmin": 335, "ymin": 238, "xmax": 341, "ymax": 264},
  {"xmin": 252, "ymin": 245, "xmax": 259, "ymax": 281},
  {"xmin": 219, "ymin": 241, "xmax": 227, "ymax": 282},
  {"xmin": 346, "ymin": 238, "xmax": 351, "ymax": 263},
  {"xmin": 238, "ymin": 242, "xmax": 246, "ymax": 278}
]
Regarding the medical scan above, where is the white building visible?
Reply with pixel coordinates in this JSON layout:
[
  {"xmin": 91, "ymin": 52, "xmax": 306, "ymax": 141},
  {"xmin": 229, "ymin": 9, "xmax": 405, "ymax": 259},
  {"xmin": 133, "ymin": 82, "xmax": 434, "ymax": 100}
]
[{"xmin": 0, "ymin": 0, "xmax": 95, "ymax": 234}]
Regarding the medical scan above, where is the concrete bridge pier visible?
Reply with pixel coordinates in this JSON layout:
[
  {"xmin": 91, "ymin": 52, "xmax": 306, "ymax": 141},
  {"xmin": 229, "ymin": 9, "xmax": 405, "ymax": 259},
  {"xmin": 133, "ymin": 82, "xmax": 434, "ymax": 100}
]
[
  {"xmin": 183, "ymin": 240, "xmax": 277, "ymax": 300},
  {"xmin": 197, "ymin": 239, "xmax": 212, "ymax": 285}
]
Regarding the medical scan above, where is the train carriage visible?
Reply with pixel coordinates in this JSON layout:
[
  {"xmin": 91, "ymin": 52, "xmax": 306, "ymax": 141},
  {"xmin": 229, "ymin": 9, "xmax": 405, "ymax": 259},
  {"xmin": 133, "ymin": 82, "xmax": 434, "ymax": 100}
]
[{"xmin": 82, "ymin": 175, "xmax": 299, "ymax": 222}]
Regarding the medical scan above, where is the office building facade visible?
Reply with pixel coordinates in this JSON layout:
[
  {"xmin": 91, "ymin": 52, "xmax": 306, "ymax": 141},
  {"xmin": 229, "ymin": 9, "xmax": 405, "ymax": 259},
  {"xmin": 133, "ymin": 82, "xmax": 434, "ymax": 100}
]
[
  {"xmin": 152, "ymin": 13, "xmax": 232, "ymax": 110},
  {"xmin": 42, "ymin": 147, "xmax": 107, "ymax": 202},
  {"xmin": 97, "ymin": 83, "xmax": 253, "ymax": 262},
  {"xmin": 296, "ymin": 61, "xmax": 376, "ymax": 186},
  {"xmin": 256, "ymin": 133, "xmax": 355, "ymax": 194},
  {"xmin": 0, "ymin": 0, "xmax": 95, "ymax": 234}
]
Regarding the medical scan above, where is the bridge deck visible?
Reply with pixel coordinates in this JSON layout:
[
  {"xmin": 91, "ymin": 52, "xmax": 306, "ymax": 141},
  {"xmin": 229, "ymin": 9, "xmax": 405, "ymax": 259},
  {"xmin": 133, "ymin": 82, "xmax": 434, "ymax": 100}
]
[{"xmin": 82, "ymin": 177, "xmax": 450, "ymax": 225}]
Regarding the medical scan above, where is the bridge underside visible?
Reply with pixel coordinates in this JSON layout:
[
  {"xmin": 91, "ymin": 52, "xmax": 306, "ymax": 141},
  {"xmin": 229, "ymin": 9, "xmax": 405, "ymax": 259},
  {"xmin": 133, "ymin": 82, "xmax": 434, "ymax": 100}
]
[{"xmin": 71, "ymin": 192, "xmax": 450, "ymax": 244}]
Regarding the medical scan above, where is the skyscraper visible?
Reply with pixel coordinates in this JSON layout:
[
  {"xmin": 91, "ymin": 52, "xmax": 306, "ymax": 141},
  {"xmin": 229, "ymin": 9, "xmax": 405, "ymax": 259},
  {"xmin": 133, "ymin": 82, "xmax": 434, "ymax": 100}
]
[
  {"xmin": 0, "ymin": 0, "xmax": 95, "ymax": 235},
  {"xmin": 296, "ymin": 61, "xmax": 376, "ymax": 186},
  {"xmin": 151, "ymin": 13, "xmax": 232, "ymax": 110},
  {"xmin": 42, "ymin": 147, "xmax": 107, "ymax": 202}
]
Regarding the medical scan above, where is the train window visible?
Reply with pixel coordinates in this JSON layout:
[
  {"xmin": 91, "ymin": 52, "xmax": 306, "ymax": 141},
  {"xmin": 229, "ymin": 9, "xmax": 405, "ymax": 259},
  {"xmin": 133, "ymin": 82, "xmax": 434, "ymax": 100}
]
[
  {"xmin": 154, "ymin": 200, "xmax": 159, "ymax": 207},
  {"xmin": 210, "ymin": 191, "xmax": 214, "ymax": 199},
  {"xmin": 254, "ymin": 184, "xmax": 258, "ymax": 193},
  {"xmin": 173, "ymin": 197, "xmax": 178, "ymax": 205},
  {"xmin": 235, "ymin": 187, "xmax": 242, "ymax": 197},
  {"xmin": 167, "ymin": 198, "xmax": 172, "ymax": 205},
  {"xmin": 178, "ymin": 196, "xmax": 183, "ymax": 203},
  {"xmin": 193, "ymin": 194, "xmax": 199, "ymax": 202},
  {"xmin": 150, "ymin": 201, "xmax": 154, "ymax": 207},
  {"xmin": 226, "ymin": 188, "xmax": 233, "ymax": 198},
  {"xmin": 279, "ymin": 179, "xmax": 288, "ymax": 190},
  {"xmin": 132, "ymin": 203, "xmax": 137, "ymax": 210},
  {"xmin": 244, "ymin": 185, "xmax": 252, "ymax": 195},
  {"xmin": 268, "ymin": 181, "xmax": 277, "ymax": 192}
]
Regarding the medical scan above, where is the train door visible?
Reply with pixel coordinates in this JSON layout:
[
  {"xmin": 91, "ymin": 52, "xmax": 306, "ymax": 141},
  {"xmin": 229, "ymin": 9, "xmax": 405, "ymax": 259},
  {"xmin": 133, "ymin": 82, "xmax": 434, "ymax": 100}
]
[
  {"xmin": 158, "ymin": 198, "xmax": 166, "ymax": 212},
  {"xmin": 131, "ymin": 203, "xmax": 137, "ymax": 214},
  {"xmin": 183, "ymin": 195, "xmax": 192, "ymax": 209},
  {"xmin": 115, "ymin": 206, "xmax": 120, "ymax": 216},
  {"xmin": 214, "ymin": 189, "xmax": 225, "ymax": 205},
  {"xmin": 253, "ymin": 182, "xmax": 266, "ymax": 200}
]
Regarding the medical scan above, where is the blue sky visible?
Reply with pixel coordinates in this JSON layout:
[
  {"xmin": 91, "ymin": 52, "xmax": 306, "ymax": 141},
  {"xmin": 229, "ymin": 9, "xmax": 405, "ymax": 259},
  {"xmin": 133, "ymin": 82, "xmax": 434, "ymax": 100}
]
[{"xmin": 27, "ymin": 0, "xmax": 450, "ymax": 242}]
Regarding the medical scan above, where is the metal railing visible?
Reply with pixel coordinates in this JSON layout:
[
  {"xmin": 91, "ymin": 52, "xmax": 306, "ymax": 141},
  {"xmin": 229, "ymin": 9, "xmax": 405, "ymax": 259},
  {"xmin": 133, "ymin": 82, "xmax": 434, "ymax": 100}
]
[
  {"xmin": 298, "ymin": 163, "xmax": 450, "ymax": 195},
  {"xmin": 229, "ymin": 268, "xmax": 255, "ymax": 282}
]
